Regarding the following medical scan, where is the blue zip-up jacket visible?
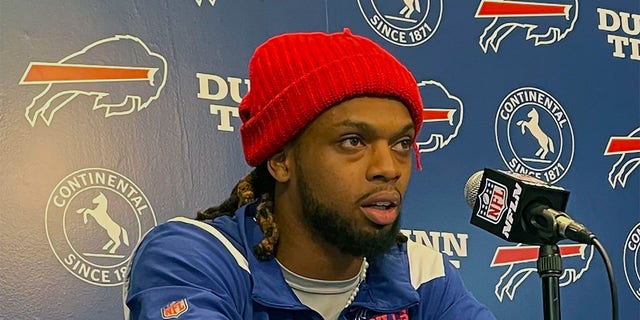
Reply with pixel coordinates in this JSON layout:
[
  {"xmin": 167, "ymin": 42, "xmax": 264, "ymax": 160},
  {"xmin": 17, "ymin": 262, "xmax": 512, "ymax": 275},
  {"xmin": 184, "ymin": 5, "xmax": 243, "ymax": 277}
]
[{"xmin": 125, "ymin": 202, "xmax": 496, "ymax": 319}]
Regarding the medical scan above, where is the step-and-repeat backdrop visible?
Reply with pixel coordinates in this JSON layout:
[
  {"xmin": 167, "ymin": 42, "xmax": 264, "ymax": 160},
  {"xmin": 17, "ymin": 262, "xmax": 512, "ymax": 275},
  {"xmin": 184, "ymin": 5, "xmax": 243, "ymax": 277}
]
[{"xmin": 1, "ymin": 1, "xmax": 638, "ymax": 319}]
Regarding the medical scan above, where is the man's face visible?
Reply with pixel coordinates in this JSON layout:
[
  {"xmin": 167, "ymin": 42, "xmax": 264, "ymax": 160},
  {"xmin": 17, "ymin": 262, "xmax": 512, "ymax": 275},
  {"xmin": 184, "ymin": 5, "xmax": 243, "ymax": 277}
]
[{"xmin": 290, "ymin": 96, "xmax": 415, "ymax": 257}]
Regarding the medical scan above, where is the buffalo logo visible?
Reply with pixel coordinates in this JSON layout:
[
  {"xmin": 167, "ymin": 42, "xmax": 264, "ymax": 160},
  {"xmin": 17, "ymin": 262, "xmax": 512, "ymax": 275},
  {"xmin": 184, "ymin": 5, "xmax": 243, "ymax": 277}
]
[
  {"xmin": 358, "ymin": 0, "xmax": 443, "ymax": 46},
  {"xmin": 475, "ymin": 178, "xmax": 508, "ymax": 224},
  {"xmin": 45, "ymin": 168, "xmax": 157, "ymax": 286},
  {"xmin": 19, "ymin": 35, "xmax": 167, "ymax": 126},
  {"xmin": 495, "ymin": 87, "xmax": 574, "ymax": 183},
  {"xmin": 416, "ymin": 80, "xmax": 463, "ymax": 153},
  {"xmin": 604, "ymin": 126, "xmax": 640, "ymax": 188},
  {"xmin": 624, "ymin": 223, "xmax": 640, "ymax": 301},
  {"xmin": 195, "ymin": 0, "xmax": 216, "ymax": 6},
  {"xmin": 475, "ymin": 0, "xmax": 578, "ymax": 53},
  {"xmin": 162, "ymin": 299, "xmax": 189, "ymax": 319},
  {"xmin": 491, "ymin": 243, "xmax": 593, "ymax": 301}
]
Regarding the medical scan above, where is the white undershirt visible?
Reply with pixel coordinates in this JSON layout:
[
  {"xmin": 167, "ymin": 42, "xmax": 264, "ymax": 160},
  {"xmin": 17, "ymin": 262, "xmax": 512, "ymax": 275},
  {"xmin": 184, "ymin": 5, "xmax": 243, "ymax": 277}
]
[{"xmin": 277, "ymin": 259, "xmax": 365, "ymax": 320}]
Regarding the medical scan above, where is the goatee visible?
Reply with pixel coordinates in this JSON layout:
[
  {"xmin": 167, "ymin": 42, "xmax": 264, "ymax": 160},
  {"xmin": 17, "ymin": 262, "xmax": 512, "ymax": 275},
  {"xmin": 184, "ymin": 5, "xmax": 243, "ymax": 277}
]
[{"xmin": 296, "ymin": 172, "xmax": 401, "ymax": 258}]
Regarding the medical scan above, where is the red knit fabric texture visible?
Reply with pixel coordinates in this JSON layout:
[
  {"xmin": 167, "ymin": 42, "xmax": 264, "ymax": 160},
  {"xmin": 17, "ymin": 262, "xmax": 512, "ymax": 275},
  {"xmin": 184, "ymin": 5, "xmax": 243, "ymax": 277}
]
[{"xmin": 239, "ymin": 28, "xmax": 423, "ymax": 167}]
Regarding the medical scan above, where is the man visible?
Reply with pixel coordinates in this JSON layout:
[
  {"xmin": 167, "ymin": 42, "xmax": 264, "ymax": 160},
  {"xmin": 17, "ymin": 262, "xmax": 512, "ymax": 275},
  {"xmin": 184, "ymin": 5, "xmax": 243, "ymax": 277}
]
[{"xmin": 125, "ymin": 28, "xmax": 496, "ymax": 319}]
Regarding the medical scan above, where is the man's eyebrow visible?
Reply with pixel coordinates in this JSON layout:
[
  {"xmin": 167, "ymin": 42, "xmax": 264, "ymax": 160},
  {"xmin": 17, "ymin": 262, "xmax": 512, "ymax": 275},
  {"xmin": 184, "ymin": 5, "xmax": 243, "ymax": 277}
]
[{"xmin": 333, "ymin": 120, "xmax": 415, "ymax": 136}]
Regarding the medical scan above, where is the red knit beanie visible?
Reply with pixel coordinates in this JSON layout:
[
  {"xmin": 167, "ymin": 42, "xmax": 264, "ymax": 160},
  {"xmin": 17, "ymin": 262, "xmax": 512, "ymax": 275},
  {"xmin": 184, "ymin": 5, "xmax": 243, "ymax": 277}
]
[{"xmin": 239, "ymin": 28, "xmax": 423, "ymax": 167}]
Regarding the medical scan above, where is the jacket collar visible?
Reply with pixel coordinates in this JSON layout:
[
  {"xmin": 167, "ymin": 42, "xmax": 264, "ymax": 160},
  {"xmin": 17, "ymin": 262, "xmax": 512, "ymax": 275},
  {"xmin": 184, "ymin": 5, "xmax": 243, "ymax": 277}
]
[{"xmin": 236, "ymin": 203, "xmax": 420, "ymax": 312}]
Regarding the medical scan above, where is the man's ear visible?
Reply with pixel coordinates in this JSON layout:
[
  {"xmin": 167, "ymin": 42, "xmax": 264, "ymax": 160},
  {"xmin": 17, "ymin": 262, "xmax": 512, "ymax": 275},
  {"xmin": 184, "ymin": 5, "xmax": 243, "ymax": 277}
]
[{"xmin": 267, "ymin": 148, "xmax": 292, "ymax": 183}]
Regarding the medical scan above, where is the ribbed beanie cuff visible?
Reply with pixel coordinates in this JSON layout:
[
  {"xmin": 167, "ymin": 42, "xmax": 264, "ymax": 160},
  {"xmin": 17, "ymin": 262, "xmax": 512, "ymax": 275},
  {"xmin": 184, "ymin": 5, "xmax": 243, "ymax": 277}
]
[{"xmin": 239, "ymin": 28, "xmax": 423, "ymax": 167}]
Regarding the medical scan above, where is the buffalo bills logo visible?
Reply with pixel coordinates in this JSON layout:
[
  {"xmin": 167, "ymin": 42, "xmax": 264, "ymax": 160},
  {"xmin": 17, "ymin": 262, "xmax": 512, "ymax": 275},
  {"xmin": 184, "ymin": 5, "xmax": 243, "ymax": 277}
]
[
  {"xmin": 19, "ymin": 35, "xmax": 167, "ymax": 126},
  {"xmin": 491, "ymin": 243, "xmax": 592, "ymax": 301},
  {"xmin": 475, "ymin": 0, "xmax": 578, "ymax": 53},
  {"xmin": 416, "ymin": 80, "xmax": 463, "ymax": 154},
  {"xmin": 604, "ymin": 126, "xmax": 640, "ymax": 188}
]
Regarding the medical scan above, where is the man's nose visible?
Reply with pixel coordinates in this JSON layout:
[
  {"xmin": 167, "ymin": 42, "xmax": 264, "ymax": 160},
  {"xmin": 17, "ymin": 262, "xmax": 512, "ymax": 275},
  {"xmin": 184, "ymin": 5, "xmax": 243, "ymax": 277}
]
[{"xmin": 366, "ymin": 143, "xmax": 402, "ymax": 182}]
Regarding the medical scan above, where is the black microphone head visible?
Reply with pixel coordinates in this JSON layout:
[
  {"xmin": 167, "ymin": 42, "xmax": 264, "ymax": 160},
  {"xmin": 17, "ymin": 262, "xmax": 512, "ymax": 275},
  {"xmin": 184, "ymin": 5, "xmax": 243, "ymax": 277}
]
[
  {"xmin": 464, "ymin": 170, "xmax": 484, "ymax": 209},
  {"xmin": 465, "ymin": 168, "xmax": 571, "ymax": 244}
]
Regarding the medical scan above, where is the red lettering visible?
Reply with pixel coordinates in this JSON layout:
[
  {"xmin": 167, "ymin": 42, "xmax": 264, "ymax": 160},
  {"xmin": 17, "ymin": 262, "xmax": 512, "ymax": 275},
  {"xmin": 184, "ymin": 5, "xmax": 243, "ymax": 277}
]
[
  {"xmin": 488, "ymin": 189, "xmax": 505, "ymax": 219},
  {"xmin": 399, "ymin": 309, "xmax": 409, "ymax": 320}
]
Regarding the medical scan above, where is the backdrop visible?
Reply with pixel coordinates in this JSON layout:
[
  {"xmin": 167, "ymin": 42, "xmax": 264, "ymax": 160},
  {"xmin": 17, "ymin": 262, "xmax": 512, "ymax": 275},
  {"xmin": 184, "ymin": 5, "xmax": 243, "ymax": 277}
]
[{"xmin": 1, "ymin": 1, "xmax": 638, "ymax": 319}]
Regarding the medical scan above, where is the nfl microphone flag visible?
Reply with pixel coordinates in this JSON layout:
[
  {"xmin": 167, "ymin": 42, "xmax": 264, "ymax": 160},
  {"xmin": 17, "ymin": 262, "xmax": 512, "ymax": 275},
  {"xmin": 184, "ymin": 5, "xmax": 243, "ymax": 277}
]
[{"xmin": 466, "ymin": 168, "xmax": 570, "ymax": 245}]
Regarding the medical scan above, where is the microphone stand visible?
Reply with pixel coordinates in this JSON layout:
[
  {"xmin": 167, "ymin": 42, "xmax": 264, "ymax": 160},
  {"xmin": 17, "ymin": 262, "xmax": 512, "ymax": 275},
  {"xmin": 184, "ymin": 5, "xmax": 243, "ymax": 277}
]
[{"xmin": 537, "ymin": 243, "xmax": 563, "ymax": 320}]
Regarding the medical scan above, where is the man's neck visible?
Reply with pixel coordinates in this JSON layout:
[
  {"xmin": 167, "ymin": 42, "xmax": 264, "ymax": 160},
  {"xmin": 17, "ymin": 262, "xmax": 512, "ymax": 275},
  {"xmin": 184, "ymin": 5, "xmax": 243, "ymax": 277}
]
[{"xmin": 273, "ymin": 206, "xmax": 363, "ymax": 281}]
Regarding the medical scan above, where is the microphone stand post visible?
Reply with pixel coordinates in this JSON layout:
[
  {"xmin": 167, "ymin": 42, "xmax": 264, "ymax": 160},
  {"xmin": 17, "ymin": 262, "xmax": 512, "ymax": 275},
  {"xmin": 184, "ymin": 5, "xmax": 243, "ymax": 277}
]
[{"xmin": 537, "ymin": 243, "xmax": 563, "ymax": 320}]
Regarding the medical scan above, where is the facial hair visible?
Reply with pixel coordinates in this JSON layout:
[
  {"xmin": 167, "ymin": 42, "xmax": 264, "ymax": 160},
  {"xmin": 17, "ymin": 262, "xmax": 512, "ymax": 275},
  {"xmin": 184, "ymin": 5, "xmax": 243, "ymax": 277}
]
[{"xmin": 296, "ymin": 170, "xmax": 401, "ymax": 258}]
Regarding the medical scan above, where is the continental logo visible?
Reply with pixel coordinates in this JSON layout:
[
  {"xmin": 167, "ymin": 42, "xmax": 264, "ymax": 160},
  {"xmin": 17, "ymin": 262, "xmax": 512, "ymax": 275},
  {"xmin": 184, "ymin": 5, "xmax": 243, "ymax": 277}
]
[
  {"xmin": 358, "ymin": 0, "xmax": 443, "ymax": 47},
  {"xmin": 45, "ymin": 168, "xmax": 157, "ymax": 286},
  {"xmin": 19, "ymin": 35, "xmax": 167, "ymax": 127},
  {"xmin": 624, "ymin": 222, "xmax": 640, "ymax": 301},
  {"xmin": 495, "ymin": 87, "xmax": 574, "ymax": 183}
]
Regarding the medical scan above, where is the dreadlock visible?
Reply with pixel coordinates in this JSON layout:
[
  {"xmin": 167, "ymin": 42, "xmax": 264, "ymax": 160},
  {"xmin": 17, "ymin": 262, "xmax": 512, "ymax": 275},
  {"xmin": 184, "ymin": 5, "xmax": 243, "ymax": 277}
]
[
  {"xmin": 196, "ymin": 163, "xmax": 278, "ymax": 260},
  {"xmin": 196, "ymin": 163, "xmax": 408, "ymax": 260}
]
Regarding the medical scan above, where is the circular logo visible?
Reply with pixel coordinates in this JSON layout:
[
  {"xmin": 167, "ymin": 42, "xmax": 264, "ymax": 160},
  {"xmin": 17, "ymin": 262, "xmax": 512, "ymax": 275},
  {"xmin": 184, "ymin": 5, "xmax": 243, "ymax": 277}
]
[
  {"xmin": 624, "ymin": 222, "xmax": 640, "ymax": 301},
  {"xmin": 45, "ymin": 168, "xmax": 157, "ymax": 286},
  {"xmin": 495, "ymin": 87, "xmax": 574, "ymax": 183},
  {"xmin": 358, "ymin": 0, "xmax": 443, "ymax": 47}
]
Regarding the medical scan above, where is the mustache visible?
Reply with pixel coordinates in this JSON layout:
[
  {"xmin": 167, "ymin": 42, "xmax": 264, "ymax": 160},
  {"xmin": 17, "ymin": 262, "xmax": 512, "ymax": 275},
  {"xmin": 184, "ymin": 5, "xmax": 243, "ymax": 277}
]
[{"xmin": 355, "ymin": 186, "xmax": 403, "ymax": 205}]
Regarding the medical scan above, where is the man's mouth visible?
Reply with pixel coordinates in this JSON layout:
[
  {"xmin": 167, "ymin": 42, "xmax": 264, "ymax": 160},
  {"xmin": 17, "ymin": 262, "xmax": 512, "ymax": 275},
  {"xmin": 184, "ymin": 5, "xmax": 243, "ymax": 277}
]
[{"xmin": 360, "ymin": 193, "xmax": 400, "ymax": 226}]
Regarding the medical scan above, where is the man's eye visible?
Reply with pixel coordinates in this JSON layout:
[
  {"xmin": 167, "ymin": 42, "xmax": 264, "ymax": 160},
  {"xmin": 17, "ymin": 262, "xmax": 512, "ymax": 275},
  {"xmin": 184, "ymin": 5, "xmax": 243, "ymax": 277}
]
[
  {"xmin": 392, "ymin": 138, "xmax": 412, "ymax": 151},
  {"xmin": 340, "ymin": 137, "xmax": 365, "ymax": 148}
]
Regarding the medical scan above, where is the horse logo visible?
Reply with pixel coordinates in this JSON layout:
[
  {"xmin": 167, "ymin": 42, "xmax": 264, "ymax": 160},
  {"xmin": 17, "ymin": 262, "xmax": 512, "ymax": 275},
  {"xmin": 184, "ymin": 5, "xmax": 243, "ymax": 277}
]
[
  {"xmin": 45, "ymin": 168, "xmax": 156, "ymax": 286},
  {"xmin": 400, "ymin": 0, "xmax": 421, "ymax": 18},
  {"xmin": 358, "ymin": 0, "xmax": 443, "ymax": 46},
  {"xmin": 77, "ymin": 192, "xmax": 130, "ymax": 254},
  {"xmin": 516, "ymin": 108, "xmax": 555, "ymax": 160},
  {"xmin": 495, "ymin": 87, "xmax": 574, "ymax": 183}
]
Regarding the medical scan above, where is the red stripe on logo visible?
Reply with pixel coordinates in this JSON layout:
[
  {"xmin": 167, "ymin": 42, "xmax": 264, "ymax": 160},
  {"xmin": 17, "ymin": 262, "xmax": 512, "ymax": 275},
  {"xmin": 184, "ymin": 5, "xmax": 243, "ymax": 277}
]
[
  {"xmin": 20, "ymin": 62, "xmax": 157, "ymax": 84},
  {"xmin": 604, "ymin": 137, "xmax": 640, "ymax": 155},
  {"xmin": 476, "ymin": 0, "xmax": 570, "ymax": 17},
  {"xmin": 423, "ymin": 109, "xmax": 455, "ymax": 123},
  {"xmin": 491, "ymin": 244, "xmax": 584, "ymax": 266}
]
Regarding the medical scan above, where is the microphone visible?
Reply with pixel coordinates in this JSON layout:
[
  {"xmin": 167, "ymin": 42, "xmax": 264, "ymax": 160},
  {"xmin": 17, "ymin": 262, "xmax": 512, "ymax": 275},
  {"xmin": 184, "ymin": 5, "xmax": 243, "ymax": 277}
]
[{"xmin": 464, "ymin": 168, "xmax": 594, "ymax": 245}]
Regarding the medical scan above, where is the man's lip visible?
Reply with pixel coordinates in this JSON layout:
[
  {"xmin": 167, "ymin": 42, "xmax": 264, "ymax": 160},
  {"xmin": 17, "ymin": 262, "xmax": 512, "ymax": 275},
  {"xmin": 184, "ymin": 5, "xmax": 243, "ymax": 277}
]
[{"xmin": 359, "ymin": 191, "xmax": 401, "ymax": 207}]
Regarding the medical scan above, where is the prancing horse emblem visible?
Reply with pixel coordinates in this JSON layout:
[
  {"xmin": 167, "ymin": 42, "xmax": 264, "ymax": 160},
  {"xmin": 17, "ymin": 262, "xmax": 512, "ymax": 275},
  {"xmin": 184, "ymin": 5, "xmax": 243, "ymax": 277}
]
[
  {"xmin": 517, "ymin": 108, "xmax": 555, "ymax": 160},
  {"xmin": 77, "ymin": 192, "xmax": 130, "ymax": 254}
]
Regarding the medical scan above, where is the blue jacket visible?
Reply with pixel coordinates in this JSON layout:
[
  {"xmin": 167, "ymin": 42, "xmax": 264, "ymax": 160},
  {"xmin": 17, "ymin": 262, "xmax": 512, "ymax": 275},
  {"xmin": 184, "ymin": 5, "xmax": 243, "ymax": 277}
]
[{"xmin": 125, "ymin": 202, "xmax": 496, "ymax": 319}]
